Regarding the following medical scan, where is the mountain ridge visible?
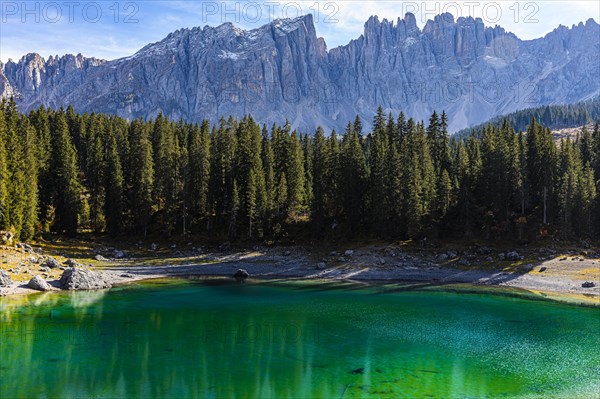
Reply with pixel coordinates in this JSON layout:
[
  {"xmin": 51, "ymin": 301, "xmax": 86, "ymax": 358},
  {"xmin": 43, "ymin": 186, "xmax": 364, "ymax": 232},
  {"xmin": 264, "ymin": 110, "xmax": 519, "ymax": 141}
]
[{"xmin": 2, "ymin": 13, "xmax": 599, "ymax": 132}]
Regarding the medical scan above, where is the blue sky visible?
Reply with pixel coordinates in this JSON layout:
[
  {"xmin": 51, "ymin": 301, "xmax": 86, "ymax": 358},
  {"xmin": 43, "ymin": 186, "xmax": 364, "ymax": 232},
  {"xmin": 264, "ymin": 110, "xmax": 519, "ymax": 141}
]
[{"xmin": 1, "ymin": 1, "xmax": 598, "ymax": 62}]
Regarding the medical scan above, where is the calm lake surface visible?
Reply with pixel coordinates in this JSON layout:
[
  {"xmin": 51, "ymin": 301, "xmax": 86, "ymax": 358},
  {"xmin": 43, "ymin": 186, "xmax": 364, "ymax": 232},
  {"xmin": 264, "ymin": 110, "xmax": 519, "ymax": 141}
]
[{"xmin": 1, "ymin": 279, "xmax": 599, "ymax": 399}]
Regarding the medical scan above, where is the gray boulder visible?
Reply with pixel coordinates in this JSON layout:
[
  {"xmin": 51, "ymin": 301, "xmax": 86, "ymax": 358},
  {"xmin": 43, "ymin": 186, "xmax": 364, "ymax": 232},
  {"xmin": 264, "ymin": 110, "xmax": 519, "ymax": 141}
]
[
  {"xmin": 64, "ymin": 259, "xmax": 81, "ymax": 267},
  {"xmin": 45, "ymin": 257, "xmax": 61, "ymax": 269},
  {"xmin": 27, "ymin": 275, "xmax": 52, "ymax": 291},
  {"xmin": 234, "ymin": 269, "xmax": 249, "ymax": 281},
  {"xmin": 0, "ymin": 270, "xmax": 12, "ymax": 287},
  {"xmin": 94, "ymin": 254, "xmax": 107, "ymax": 261},
  {"xmin": 582, "ymin": 281, "xmax": 596, "ymax": 288},
  {"xmin": 506, "ymin": 251, "xmax": 521, "ymax": 261},
  {"xmin": 112, "ymin": 249, "xmax": 126, "ymax": 259},
  {"xmin": 520, "ymin": 263, "xmax": 534, "ymax": 272},
  {"xmin": 60, "ymin": 267, "xmax": 112, "ymax": 290},
  {"xmin": 436, "ymin": 253, "xmax": 449, "ymax": 262}
]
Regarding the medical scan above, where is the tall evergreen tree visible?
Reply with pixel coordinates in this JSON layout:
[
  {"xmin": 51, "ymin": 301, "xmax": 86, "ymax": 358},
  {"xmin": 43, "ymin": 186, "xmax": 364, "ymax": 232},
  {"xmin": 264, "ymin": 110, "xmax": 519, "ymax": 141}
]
[
  {"xmin": 187, "ymin": 121, "xmax": 211, "ymax": 231},
  {"xmin": 129, "ymin": 119, "xmax": 154, "ymax": 237},
  {"xmin": 50, "ymin": 110, "xmax": 82, "ymax": 235},
  {"xmin": 526, "ymin": 118, "xmax": 557, "ymax": 226},
  {"xmin": 340, "ymin": 122, "xmax": 368, "ymax": 234},
  {"xmin": 369, "ymin": 114, "xmax": 390, "ymax": 233},
  {"xmin": 0, "ymin": 106, "xmax": 7, "ymax": 230},
  {"xmin": 104, "ymin": 126, "xmax": 124, "ymax": 235},
  {"xmin": 19, "ymin": 118, "xmax": 39, "ymax": 239},
  {"xmin": 312, "ymin": 127, "xmax": 328, "ymax": 233},
  {"xmin": 86, "ymin": 115, "xmax": 106, "ymax": 231},
  {"xmin": 261, "ymin": 125, "xmax": 276, "ymax": 231},
  {"xmin": 285, "ymin": 130, "xmax": 306, "ymax": 217}
]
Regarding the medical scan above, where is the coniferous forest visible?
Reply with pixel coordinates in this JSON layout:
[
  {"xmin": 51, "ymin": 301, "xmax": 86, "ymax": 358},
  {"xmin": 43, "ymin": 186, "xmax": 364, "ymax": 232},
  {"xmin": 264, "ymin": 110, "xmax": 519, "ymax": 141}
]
[
  {"xmin": 0, "ymin": 98, "xmax": 599, "ymax": 243},
  {"xmin": 454, "ymin": 98, "xmax": 600, "ymax": 138}
]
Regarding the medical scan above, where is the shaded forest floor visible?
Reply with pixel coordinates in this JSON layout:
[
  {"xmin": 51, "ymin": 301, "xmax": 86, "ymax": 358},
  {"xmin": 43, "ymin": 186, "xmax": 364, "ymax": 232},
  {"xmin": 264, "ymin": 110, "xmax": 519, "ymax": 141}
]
[{"xmin": 1, "ymin": 235, "xmax": 599, "ymax": 304}]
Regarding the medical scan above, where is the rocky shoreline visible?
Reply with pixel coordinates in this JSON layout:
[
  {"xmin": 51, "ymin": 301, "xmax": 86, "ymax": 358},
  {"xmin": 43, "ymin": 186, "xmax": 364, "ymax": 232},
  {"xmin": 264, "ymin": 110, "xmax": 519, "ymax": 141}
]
[{"xmin": 1, "ymin": 244, "xmax": 598, "ymax": 304}]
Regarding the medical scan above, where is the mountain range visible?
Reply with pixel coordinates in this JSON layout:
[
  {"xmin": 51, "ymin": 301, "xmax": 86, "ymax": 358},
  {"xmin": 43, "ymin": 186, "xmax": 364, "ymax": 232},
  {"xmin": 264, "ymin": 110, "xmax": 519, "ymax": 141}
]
[{"xmin": 1, "ymin": 13, "xmax": 599, "ymax": 132}]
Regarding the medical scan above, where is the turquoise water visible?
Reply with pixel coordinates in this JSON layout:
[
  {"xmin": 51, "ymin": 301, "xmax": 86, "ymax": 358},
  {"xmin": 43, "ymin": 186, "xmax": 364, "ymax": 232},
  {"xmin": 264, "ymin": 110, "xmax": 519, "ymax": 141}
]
[{"xmin": 1, "ymin": 279, "xmax": 599, "ymax": 399}]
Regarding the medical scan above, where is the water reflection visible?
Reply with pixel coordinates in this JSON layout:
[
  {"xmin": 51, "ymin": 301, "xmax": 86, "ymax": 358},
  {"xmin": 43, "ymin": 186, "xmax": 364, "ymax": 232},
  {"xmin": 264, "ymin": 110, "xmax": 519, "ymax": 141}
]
[{"xmin": 1, "ymin": 280, "xmax": 599, "ymax": 399}]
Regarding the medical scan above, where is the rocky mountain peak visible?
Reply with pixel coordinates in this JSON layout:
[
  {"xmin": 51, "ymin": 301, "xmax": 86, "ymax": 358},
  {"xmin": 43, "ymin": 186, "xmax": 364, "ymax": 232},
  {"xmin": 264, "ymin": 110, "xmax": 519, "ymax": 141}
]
[
  {"xmin": 1, "ymin": 14, "xmax": 598, "ymax": 133},
  {"xmin": 422, "ymin": 12, "xmax": 455, "ymax": 33},
  {"xmin": 403, "ymin": 12, "xmax": 419, "ymax": 35},
  {"xmin": 273, "ymin": 14, "xmax": 315, "ymax": 34}
]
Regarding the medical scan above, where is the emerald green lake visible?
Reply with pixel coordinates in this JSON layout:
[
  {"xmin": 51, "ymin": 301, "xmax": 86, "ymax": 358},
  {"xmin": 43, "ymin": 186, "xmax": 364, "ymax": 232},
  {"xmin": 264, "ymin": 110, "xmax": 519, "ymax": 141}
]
[{"xmin": 1, "ymin": 279, "xmax": 599, "ymax": 399}]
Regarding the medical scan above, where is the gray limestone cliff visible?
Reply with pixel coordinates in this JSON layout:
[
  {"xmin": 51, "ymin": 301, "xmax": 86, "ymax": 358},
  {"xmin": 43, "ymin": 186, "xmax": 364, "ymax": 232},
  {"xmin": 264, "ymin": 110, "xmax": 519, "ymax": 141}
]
[{"xmin": 1, "ymin": 13, "xmax": 599, "ymax": 132}]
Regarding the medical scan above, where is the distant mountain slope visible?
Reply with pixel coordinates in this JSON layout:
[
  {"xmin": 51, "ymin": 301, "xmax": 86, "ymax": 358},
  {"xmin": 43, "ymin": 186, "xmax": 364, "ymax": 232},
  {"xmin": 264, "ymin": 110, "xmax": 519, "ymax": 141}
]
[
  {"xmin": 551, "ymin": 124, "xmax": 597, "ymax": 142},
  {"xmin": 1, "ymin": 13, "xmax": 599, "ymax": 133},
  {"xmin": 454, "ymin": 97, "xmax": 600, "ymax": 138}
]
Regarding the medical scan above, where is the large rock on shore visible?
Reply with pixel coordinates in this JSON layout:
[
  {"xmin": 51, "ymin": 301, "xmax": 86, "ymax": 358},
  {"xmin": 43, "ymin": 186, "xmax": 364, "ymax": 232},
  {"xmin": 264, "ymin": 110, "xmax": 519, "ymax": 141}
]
[
  {"xmin": 0, "ymin": 270, "xmax": 12, "ymax": 287},
  {"xmin": 234, "ymin": 269, "xmax": 249, "ymax": 281},
  {"xmin": 64, "ymin": 259, "xmax": 82, "ymax": 267},
  {"xmin": 60, "ymin": 267, "xmax": 112, "ymax": 290},
  {"xmin": 27, "ymin": 275, "xmax": 52, "ymax": 291},
  {"xmin": 44, "ymin": 257, "xmax": 61, "ymax": 269}
]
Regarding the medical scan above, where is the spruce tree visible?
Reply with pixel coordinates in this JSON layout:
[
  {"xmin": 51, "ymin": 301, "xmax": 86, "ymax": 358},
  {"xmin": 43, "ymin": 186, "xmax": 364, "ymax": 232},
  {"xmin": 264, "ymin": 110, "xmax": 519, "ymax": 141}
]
[
  {"xmin": 4, "ymin": 110, "xmax": 26, "ymax": 239},
  {"xmin": 369, "ymin": 110, "xmax": 391, "ymax": 233},
  {"xmin": 557, "ymin": 139, "xmax": 575, "ymax": 237},
  {"xmin": 285, "ymin": 130, "xmax": 306, "ymax": 217},
  {"xmin": 325, "ymin": 129, "xmax": 341, "ymax": 221},
  {"xmin": 29, "ymin": 105, "xmax": 52, "ymax": 231},
  {"xmin": 530, "ymin": 120, "xmax": 557, "ymax": 225},
  {"xmin": 235, "ymin": 116, "xmax": 266, "ymax": 237},
  {"xmin": 104, "ymin": 126, "xmax": 124, "ymax": 235},
  {"xmin": 261, "ymin": 125, "xmax": 276, "ymax": 230},
  {"xmin": 0, "ymin": 106, "xmax": 7, "ymax": 230},
  {"xmin": 302, "ymin": 133, "xmax": 314, "ymax": 210},
  {"xmin": 340, "ymin": 123, "xmax": 368, "ymax": 234},
  {"xmin": 129, "ymin": 119, "xmax": 154, "ymax": 237},
  {"xmin": 20, "ymin": 119, "xmax": 39, "ymax": 240},
  {"xmin": 86, "ymin": 115, "xmax": 106, "ymax": 232},
  {"xmin": 208, "ymin": 117, "xmax": 237, "ymax": 234},
  {"xmin": 311, "ymin": 127, "xmax": 328, "ymax": 232},
  {"xmin": 187, "ymin": 121, "xmax": 211, "ymax": 231},
  {"xmin": 50, "ymin": 110, "xmax": 82, "ymax": 235}
]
